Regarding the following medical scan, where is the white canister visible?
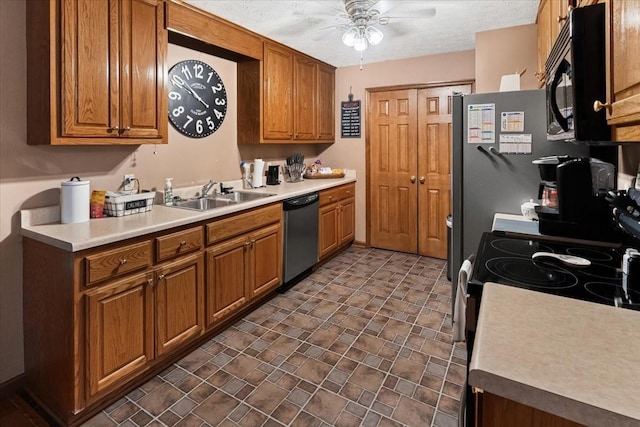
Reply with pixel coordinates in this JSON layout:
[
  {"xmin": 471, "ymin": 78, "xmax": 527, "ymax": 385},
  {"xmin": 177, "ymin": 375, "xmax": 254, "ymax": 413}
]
[{"xmin": 61, "ymin": 177, "xmax": 90, "ymax": 224}]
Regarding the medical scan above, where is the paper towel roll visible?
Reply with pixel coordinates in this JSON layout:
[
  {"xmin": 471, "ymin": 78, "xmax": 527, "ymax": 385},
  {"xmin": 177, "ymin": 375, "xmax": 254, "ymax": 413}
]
[
  {"xmin": 61, "ymin": 177, "xmax": 90, "ymax": 224},
  {"xmin": 252, "ymin": 159, "xmax": 265, "ymax": 188}
]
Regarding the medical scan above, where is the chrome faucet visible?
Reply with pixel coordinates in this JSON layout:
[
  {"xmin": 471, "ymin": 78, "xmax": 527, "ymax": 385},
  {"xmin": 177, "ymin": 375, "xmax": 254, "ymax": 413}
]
[{"xmin": 200, "ymin": 180, "xmax": 217, "ymax": 198}]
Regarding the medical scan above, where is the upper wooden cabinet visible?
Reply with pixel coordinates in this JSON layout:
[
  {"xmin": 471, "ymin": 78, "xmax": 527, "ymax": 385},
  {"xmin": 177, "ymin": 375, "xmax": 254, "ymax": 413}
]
[
  {"xmin": 27, "ymin": 0, "xmax": 168, "ymax": 145},
  {"xmin": 602, "ymin": 0, "xmax": 640, "ymax": 141},
  {"xmin": 238, "ymin": 43, "xmax": 336, "ymax": 144},
  {"xmin": 536, "ymin": 0, "xmax": 573, "ymax": 86}
]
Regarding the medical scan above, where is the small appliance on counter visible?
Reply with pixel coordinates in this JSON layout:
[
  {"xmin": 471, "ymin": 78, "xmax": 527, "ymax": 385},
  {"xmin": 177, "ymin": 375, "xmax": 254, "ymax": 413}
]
[
  {"xmin": 533, "ymin": 156, "xmax": 618, "ymax": 241},
  {"xmin": 266, "ymin": 165, "xmax": 280, "ymax": 185}
]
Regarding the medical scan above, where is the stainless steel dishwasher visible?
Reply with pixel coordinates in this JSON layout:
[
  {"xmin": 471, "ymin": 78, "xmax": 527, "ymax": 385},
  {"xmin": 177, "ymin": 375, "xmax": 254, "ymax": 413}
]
[{"xmin": 281, "ymin": 192, "xmax": 319, "ymax": 289}]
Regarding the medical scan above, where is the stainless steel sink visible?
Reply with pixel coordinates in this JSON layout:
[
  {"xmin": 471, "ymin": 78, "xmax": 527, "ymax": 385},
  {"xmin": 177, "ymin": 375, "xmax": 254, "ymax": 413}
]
[
  {"xmin": 216, "ymin": 191, "xmax": 276, "ymax": 203},
  {"xmin": 170, "ymin": 191, "xmax": 276, "ymax": 211},
  {"xmin": 172, "ymin": 197, "xmax": 236, "ymax": 211}
]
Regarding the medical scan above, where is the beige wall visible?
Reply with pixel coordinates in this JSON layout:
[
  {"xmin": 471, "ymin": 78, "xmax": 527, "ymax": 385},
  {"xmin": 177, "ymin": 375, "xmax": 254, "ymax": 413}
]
[{"xmin": 475, "ymin": 24, "xmax": 539, "ymax": 93}]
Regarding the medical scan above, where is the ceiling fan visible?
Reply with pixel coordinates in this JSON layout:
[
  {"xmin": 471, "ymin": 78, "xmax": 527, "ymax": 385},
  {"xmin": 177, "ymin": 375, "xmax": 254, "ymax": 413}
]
[{"xmin": 339, "ymin": 0, "xmax": 436, "ymax": 51}]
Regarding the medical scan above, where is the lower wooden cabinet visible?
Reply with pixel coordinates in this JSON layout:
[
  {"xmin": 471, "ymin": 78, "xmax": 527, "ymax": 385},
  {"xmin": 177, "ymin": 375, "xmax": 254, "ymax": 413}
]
[
  {"xmin": 85, "ymin": 271, "xmax": 154, "ymax": 397},
  {"xmin": 206, "ymin": 234, "xmax": 250, "ymax": 325},
  {"xmin": 475, "ymin": 391, "xmax": 585, "ymax": 427},
  {"xmin": 22, "ymin": 195, "xmax": 354, "ymax": 425},
  {"xmin": 154, "ymin": 253, "xmax": 205, "ymax": 356},
  {"xmin": 319, "ymin": 183, "xmax": 355, "ymax": 260},
  {"xmin": 206, "ymin": 206, "xmax": 283, "ymax": 327},
  {"xmin": 249, "ymin": 223, "xmax": 282, "ymax": 298},
  {"xmin": 85, "ymin": 253, "xmax": 204, "ymax": 399}
]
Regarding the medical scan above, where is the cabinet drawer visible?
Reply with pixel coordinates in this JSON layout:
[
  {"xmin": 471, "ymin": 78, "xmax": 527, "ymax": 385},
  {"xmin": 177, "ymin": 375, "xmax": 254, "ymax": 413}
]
[
  {"xmin": 338, "ymin": 183, "xmax": 355, "ymax": 201},
  {"xmin": 85, "ymin": 241, "xmax": 152, "ymax": 285},
  {"xmin": 319, "ymin": 188, "xmax": 340, "ymax": 206},
  {"xmin": 206, "ymin": 204, "xmax": 282, "ymax": 245},
  {"xmin": 156, "ymin": 226, "xmax": 203, "ymax": 262}
]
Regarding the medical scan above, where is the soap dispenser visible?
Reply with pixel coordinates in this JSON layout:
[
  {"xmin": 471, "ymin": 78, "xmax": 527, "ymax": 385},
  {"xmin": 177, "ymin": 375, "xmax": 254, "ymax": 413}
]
[{"xmin": 164, "ymin": 178, "xmax": 173, "ymax": 206}]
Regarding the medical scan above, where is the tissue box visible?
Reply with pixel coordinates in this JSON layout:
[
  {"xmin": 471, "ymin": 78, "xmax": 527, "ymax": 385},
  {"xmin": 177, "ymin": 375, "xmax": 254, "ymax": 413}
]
[{"xmin": 104, "ymin": 191, "xmax": 155, "ymax": 217}]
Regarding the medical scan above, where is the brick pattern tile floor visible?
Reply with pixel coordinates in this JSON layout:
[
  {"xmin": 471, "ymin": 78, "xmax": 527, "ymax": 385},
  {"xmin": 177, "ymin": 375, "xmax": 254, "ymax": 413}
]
[{"xmin": 83, "ymin": 247, "xmax": 466, "ymax": 427}]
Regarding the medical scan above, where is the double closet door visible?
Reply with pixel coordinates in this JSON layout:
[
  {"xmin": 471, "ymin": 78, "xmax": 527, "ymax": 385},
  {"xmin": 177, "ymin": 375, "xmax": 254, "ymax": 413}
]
[{"xmin": 368, "ymin": 84, "xmax": 472, "ymax": 259}]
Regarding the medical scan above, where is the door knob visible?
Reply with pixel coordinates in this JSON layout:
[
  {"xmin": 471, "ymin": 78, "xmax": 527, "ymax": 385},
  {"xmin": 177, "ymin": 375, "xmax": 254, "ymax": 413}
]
[
  {"xmin": 593, "ymin": 100, "xmax": 611, "ymax": 113},
  {"xmin": 410, "ymin": 176, "xmax": 416, "ymax": 183},
  {"xmin": 419, "ymin": 176, "xmax": 425, "ymax": 184}
]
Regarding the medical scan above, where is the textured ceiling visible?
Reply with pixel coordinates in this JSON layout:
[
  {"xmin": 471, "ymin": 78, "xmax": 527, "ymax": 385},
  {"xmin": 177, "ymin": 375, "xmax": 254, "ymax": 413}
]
[{"xmin": 185, "ymin": 0, "xmax": 541, "ymax": 67}]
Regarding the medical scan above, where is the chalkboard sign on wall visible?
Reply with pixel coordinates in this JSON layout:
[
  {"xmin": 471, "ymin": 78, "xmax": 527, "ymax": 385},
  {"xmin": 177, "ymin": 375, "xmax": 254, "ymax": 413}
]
[{"xmin": 341, "ymin": 95, "xmax": 361, "ymax": 138}]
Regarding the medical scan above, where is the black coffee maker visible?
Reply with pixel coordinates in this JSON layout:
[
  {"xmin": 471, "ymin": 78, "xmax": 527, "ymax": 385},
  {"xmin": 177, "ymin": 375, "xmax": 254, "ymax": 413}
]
[
  {"xmin": 534, "ymin": 156, "xmax": 617, "ymax": 241},
  {"xmin": 266, "ymin": 165, "xmax": 280, "ymax": 185}
]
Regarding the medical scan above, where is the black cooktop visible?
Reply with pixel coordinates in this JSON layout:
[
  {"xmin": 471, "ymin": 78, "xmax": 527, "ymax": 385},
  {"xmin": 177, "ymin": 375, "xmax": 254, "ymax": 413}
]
[{"xmin": 469, "ymin": 232, "xmax": 639, "ymax": 309}]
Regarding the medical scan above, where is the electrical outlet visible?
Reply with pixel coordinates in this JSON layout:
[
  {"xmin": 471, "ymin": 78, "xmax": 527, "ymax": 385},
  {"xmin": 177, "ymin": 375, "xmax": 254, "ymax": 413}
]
[{"xmin": 123, "ymin": 174, "xmax": 135, "ymax": 192}]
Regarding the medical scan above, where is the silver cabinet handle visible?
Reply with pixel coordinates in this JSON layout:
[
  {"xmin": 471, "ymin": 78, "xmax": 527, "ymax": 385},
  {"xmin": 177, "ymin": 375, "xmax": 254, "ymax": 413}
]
[{"xmin": 119, "ymin": 259, "xmax": 127, "ymax": 266}]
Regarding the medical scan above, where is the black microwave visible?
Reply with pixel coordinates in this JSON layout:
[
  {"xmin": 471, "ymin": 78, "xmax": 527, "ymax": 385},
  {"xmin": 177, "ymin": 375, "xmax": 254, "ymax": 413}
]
[{"xmin": 546, "ymin": 3, "xmax": 610, "ymax": 143}]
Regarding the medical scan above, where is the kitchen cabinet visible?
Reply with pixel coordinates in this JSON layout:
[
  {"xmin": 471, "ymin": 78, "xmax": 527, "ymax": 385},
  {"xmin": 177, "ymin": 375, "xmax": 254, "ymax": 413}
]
[
  {"xmin": 598, "ymin": 0, "xmax": 640, "ymax": 141},
  {"xmin": 27, "ymin": 0, "xmax": 167, "ymax": 145},
  {"xmin": 205, "ymin": 204, "xmax": 282, "ymax": 326},
  {"xmin": 319, "ymin": 183, "xmax": 355, "ymax": 260},
  {"xmin": 238, "ymin": 42, "xmax": 336, "ymax": 144},
  {"xmin": 85, "ymin": 271, "xmax": 154, "ymax": 397},
  {"xmin": 85, "ymin": 251, "xmax": 204, "ymax": 398},
  {"xmin": 154, "ymin": 253, "xmax": 205, "ymax": 356},
  {"xmin": 475, "ymin": 391, "xmax": 585, "ymax": 427},
  {"xmin": 85, "ymin": 227, "xmax": 205, "ymax": 400},
  {"xmin": 536, "ymin": 0, "xmax": 573, "ymax": 87},
  {"xmin": 317, "ymin": 63, "xmax": 336, "ymax": 141},
  {"xmin": 23, "ymin": 223, "xmax": 220, "ymax": 425}
]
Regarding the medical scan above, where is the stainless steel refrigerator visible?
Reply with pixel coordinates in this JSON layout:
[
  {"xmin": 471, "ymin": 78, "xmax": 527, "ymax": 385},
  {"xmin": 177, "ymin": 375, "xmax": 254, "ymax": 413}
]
[{"xmin": 450, "ymin": 89, "xmax": 590, "ymax": 282}]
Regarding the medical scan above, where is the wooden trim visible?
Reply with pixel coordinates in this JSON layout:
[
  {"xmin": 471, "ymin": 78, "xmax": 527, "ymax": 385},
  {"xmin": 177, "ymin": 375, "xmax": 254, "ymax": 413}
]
[
  {"xmin": 0, "ymin": 374, "xmax": 26, "ymax": 400},
  {"xmin": 165, "ymin": 0, "xmax": 264, "ymax": 60},
  {"xmin": 366, "ymin": 80, "xmax": 476, "ymax": 94}
]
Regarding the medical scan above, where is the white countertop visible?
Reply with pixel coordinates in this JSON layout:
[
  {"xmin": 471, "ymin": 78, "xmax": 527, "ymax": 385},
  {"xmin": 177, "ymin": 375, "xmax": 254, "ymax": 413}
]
[
  {"xmin": 469, "ymin": 282, "xmax": 640, "ymax": 427},
  {"xmin": 21, "ymin": 177, "xmax": 356, "ymax": 252}
]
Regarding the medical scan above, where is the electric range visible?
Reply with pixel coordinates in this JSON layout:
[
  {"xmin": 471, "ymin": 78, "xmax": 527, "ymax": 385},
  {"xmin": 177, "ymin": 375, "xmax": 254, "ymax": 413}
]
[
  {"xmin": 467, "ymin": 231, "xmax": 637, "ymax": 308},
  {"xmin": 461, "ymin": 231, "xmax": 636, "ymax": 427}
]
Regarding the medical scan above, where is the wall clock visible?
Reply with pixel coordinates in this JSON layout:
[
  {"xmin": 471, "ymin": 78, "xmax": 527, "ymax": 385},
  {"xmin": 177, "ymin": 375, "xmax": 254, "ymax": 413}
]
[{"xmin": 168, "ymin": 59, "xmax": 227, "ymax": 138}]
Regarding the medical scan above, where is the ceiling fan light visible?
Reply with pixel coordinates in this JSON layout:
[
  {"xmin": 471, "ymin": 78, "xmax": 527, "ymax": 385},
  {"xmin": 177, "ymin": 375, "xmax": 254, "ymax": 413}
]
[
  {"xmin": 353, "ymin": 34, "xmax": 368, "ymax": 51},
  {"xmin": 365, "ymin": 26, "xmax": 383, "ymax": 45},
  {"xmin": 342, "ymin": 27, "xmax": 359, "ymax": 47}
]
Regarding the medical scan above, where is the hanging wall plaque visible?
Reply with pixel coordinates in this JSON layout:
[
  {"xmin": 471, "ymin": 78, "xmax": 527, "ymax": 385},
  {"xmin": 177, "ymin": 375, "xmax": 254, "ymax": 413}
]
[{"xmin": 341, "ymin": 93, "xmax": 361, "ymax": 138}]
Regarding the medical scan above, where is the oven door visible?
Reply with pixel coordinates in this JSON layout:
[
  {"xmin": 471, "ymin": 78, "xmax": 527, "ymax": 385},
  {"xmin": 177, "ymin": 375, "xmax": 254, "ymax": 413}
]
[{"xmin": 546, "ymin": 55, "xmax": 574, "ymax": 141}]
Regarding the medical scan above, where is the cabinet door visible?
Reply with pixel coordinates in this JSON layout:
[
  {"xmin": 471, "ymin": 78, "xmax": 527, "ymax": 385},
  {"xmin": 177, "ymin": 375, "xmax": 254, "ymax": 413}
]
[
  {"xmin": 119, "ymin": 0, "xmax": 167, "ymax": 139},
  {"xmin": 86, "ymin": 271, "xmax": 154, "ymax": 397},
  {"xmin": 60, "ymin": 0, "xmax": 166, "ymax": 141},
  {"xmin": 317, "ymin": 63, "xmax": 335, "ymax": 141},
  {"xmin": 263, "ymin": 43, "xmax": 293, "ymax": 139},
  {"xmin": 536, "ymin": 0, "xmax": 553, "ymax": 87},
  {"xmin": 250, "ymin": 223, "xmax": 282, "ymax": 299},
  {"xmin": 606, "ymin": 0, "xmax": 640, "ymax": 137},
  {"xmin": 61, "ymin": 0, "xmax": 116, "ymax": 137},
  {"xmin": 155, "ymin": 253, "xmax": 204, "ymax": 356},
  {"xmin": 293, "ymin": 55, "xmax": 317, "ymax": 140},
  {"xmin": 206, "ymin": 235, "xmax": 249, "ymax": 326},
  {"xmin": 319, "ymin": 204, "xmax": 339, "ymax": 259},
  {"xmin": 339, "ymin": 197, "xmax": 355, "ymax": 245}
]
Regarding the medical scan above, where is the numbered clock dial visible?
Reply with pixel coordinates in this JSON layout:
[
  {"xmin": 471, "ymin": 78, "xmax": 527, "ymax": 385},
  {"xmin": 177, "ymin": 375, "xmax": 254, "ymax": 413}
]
[{"xmin": 168, "ymin": 60, "xmax": 227, "ymax": 138}]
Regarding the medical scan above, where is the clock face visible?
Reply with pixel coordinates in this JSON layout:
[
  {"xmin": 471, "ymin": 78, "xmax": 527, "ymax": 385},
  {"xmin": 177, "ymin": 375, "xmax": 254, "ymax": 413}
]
[{"xmin": 167, "ymin": 60, "xmax": 227, "ymax": 138}]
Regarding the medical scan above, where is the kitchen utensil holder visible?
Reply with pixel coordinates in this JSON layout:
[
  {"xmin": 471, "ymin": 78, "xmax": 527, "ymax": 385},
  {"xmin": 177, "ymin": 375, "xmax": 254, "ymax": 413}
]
[{"xmin": 284, "ymin": 164, "xmax": 305, "ymax": 183}]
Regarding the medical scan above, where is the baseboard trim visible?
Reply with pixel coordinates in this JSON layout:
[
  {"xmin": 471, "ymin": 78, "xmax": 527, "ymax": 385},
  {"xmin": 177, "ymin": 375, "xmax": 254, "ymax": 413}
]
[{"xmin": 0, "ymin": 373, "xmax": 26, "ymax": 399}]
